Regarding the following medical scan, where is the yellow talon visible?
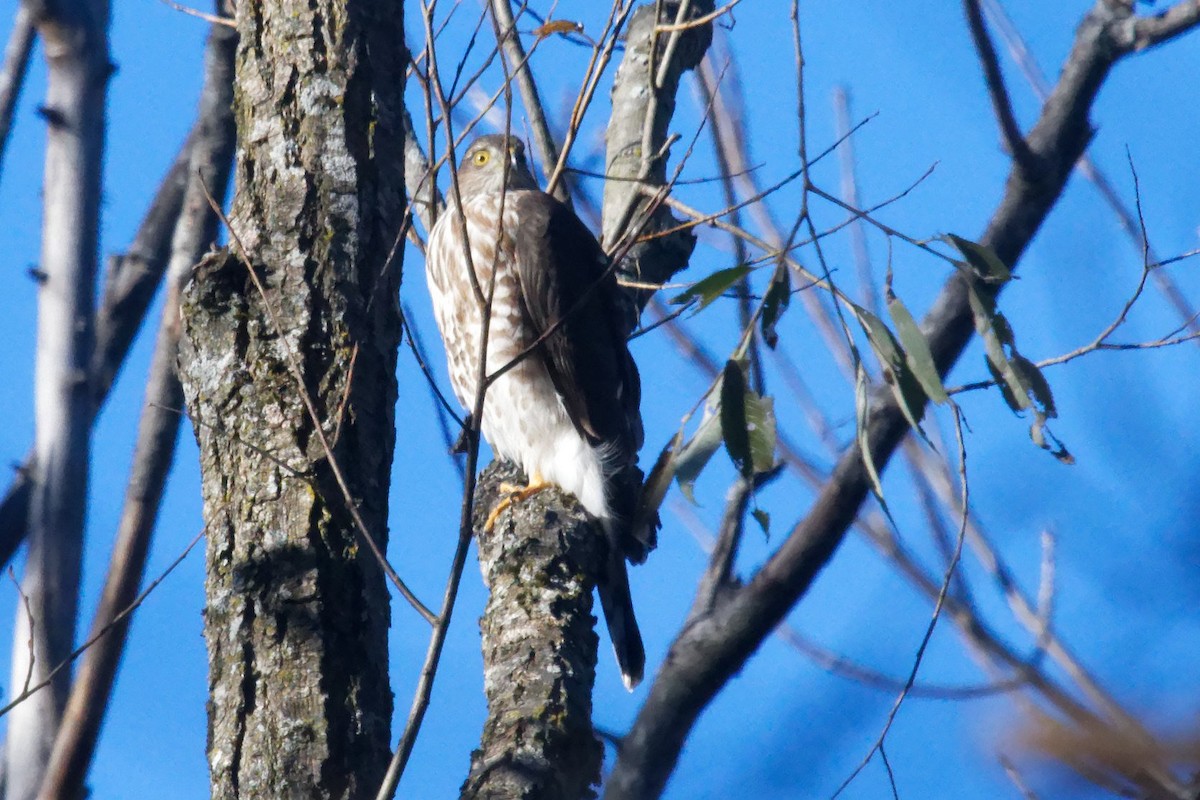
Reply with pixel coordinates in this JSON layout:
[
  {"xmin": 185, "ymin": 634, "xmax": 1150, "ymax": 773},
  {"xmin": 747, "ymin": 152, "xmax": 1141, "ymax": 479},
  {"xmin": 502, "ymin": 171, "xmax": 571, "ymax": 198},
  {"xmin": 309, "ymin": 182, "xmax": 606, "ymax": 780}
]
[{"xmin": 484, "ymin": 474, "xmax": 551, "ymax": 532}]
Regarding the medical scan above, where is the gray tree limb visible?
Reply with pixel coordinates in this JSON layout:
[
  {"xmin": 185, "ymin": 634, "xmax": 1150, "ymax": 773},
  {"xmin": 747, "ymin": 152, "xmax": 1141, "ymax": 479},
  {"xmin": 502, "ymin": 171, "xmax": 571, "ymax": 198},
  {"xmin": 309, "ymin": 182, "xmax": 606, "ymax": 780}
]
[
  {"xmin": 603, "ymin": 4, "xmax": 1200, "ymax": 798},
  {"xmin": 462, "ymin": 463, "xmax": 604, "ymax": 800},
  {"xmin": 34, "ymin": 18, "xmax": 236, "ymax": 800},
  {"xmin": 176, "ymin": 0, "xmax": 407, "ymax": 797},
  {"xmin": 489, "ymin": 0, "xmax": 570, "ymax": 204},
  {"xmin": 5, "ymin": 0, "xmax": 110, "ymax": 794}
]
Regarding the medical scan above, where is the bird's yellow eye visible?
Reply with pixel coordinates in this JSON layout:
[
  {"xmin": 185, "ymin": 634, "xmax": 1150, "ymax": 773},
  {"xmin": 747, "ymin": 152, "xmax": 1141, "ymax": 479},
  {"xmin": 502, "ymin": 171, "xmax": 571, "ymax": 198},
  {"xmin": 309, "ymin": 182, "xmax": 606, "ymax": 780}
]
[{"xmin": 472, "ymin": 150, "xmax": 490, "ymax": 166}]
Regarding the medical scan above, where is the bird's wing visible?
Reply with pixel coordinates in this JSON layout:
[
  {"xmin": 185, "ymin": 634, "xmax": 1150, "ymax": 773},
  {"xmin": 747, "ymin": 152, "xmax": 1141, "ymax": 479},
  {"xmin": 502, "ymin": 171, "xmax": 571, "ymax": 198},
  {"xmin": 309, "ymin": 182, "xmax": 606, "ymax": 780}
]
[{"xmin": 512, "ymin": 191, "xmax": 643, "ymax": 455}]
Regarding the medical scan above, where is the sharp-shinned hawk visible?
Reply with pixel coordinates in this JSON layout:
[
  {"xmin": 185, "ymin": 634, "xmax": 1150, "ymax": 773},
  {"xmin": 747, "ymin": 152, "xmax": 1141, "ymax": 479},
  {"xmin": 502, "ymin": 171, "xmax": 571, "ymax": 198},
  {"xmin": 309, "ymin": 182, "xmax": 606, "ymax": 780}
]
[{"xmin": 425, "ymin": 133, "xmax": 653, "ymax": 689}]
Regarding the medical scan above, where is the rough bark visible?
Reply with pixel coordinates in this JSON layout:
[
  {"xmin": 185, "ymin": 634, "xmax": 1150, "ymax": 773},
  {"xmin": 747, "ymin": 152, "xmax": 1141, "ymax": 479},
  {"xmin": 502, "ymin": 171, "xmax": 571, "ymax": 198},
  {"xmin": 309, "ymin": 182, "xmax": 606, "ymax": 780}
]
[
  {"xmin": 462, "ymin": 463, "xmax": 604, "ymax": 800},
  {"xmin": 5, "ymin": 0, "xmax": 109, "ymax": 795},
  {"xmin": 176, "ymin": 0, "xmax": 407, "ymax": 797}
]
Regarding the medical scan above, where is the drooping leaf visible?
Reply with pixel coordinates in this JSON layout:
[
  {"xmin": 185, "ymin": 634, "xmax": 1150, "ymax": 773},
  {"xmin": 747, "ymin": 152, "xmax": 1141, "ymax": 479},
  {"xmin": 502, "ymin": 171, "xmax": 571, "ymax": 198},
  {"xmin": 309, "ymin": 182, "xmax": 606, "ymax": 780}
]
[
  {"xmin": 720, "ymin": 360, "xmax": 753, "ymax": 478},
  {"xmin": 886, "ymin": 291, "xmax": 948, "ymax": 404},
  {"xmin": 992, "ymin": 311, "xmax": 1017, "ymax": 356},
  {"xmin": 670, "ymin": 264, "xmax": 753, "ymax": 311},
  {"xmin": 1011, "ymin": 354, "xmax": 1057, "ymax": 418},
  {"xmin": 855, "ymin": 362, "xmax": 886, "ymax": 504},
  {"xmin": 760, "ymin": 264, "xmax": 792, "ymax": 349},
  {"xmin": 967, "ymin": 284, "xmax": 1033, "ymax": 413},
  {"xmin": 1031, "ymin": 413, "xmax": 1074, "ymax": 465},
  {"xmin": 945, "ymin": 234, "xmax": 1012, "ymax": 284},
  {"xmin": 638, "ymin": 429, "xmax": 683, "ymax": 523},
  {"xmin": 674, "ymin": 405, "xmax": 723, "ymax": 504},
  {"xmin": 986, "ymin": 356, "xmax": 1026, "ymax": 414},
  {"xmin": 850, "ymin": 303, "xmax": 928, "ymax": 439},
  {"xmin": 751, "ymin": 508, "xmax": 771, "ymax": 538}
]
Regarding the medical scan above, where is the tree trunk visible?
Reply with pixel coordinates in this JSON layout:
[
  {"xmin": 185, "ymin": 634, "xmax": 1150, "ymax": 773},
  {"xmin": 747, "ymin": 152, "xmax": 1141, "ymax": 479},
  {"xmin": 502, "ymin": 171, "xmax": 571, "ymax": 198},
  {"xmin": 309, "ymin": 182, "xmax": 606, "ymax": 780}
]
[{"xmin": 176, "ymin": 0, "xmax": 407, "ymax": 797}]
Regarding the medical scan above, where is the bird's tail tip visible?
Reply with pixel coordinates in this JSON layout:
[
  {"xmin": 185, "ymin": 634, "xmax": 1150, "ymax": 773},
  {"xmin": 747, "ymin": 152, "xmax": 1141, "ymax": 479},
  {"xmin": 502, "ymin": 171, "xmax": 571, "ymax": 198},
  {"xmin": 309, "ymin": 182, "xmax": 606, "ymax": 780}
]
[
  {"xmin": 620, "ymin": 662, "xmax": 642, "ymax": 692},
  {"xmin": 599, "ymin": 552, "xmax": 645, "ymax": 692}
]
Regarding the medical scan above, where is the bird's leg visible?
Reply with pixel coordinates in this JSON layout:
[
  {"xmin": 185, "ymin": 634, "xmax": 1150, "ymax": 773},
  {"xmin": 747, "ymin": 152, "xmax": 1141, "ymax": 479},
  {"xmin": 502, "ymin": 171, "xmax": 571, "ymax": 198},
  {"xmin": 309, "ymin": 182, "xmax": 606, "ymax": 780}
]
[{"xmin": 484, "ymin": 471, "xmax": 551, "ymax": 531}]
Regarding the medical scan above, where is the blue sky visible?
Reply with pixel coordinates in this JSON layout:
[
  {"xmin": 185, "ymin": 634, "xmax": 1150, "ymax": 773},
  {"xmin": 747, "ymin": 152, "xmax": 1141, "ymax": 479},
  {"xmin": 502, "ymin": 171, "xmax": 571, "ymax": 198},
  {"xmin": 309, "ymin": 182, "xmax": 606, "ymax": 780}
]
[{"xmin": 1, "ymin": 1, "xmax": 1198, "ymax": 798}]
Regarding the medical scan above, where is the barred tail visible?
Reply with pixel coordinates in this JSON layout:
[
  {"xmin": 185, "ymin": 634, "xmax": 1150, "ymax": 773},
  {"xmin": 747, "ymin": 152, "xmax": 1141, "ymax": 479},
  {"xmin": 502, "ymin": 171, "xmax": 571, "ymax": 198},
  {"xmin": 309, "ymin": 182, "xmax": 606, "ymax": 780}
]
[{"xmin": 597, "ymin": 546, "xmax": 645, "ymax": 690}]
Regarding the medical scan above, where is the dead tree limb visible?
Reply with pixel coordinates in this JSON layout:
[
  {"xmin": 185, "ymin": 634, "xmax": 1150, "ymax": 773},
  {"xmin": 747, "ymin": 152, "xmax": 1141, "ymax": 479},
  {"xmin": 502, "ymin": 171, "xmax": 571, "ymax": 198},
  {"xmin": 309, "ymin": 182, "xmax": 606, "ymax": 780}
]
[
  {"xmin": 5, "ymin": 0, "xmax": 110, "ymax": 794},
  {"xmin": 34, "ymin": 17, "xmax": 236, "ymax": 800}
]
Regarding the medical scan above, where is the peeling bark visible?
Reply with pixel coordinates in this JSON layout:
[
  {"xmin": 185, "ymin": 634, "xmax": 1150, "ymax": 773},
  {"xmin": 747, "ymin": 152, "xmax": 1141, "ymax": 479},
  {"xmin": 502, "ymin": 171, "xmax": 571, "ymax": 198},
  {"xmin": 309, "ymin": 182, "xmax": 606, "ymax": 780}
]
[{"xmin": 602, "ymin": 0, "xmax": 714, "ymax": 321}]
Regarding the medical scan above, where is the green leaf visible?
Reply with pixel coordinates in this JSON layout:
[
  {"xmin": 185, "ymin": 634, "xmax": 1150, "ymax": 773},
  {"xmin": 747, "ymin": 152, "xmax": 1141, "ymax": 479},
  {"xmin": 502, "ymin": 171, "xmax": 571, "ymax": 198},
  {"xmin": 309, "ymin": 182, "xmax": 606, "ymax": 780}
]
[
  {"xmin": 855, "ymin": 363, "xmax": 886, "ymax": 503},
  {"xmin": 986, "ymin": 356, "xmax": 1026, "ymax": 414},
  {"xmin": 945, "ymin": 234, "xmax": 1012, "ymax": 284},
  {"xmin": 1011, "ymin": 355, "xmax": 1057, "ymax": 418},
  {"xmin": 720, "ymin": 360, "xmax": 753, "ymax": 478},
  {"xmin": 751, "ymin": 508, "xmax": 771, "ymax": 538},
  {"xmin": 670, "ymin": 264, "xmax": 753, "ymax": 311},
  {"xmin": 850, "ymin": 303, "xmax": 928, "ymax": 439},
  {"xmin": 886, "ymin": 291, "xmax": 948, "ymax": 404},
  {"xmin": 744, "ymin": 391, "xmax": 777, "ymax": 474},
  {"xmin": 760, "ymin": 264, "xmax": 791, "ymax": 349},
  {"xmin": 967, "ymin": 284, "xmax": 1032, "ymax": 413}
]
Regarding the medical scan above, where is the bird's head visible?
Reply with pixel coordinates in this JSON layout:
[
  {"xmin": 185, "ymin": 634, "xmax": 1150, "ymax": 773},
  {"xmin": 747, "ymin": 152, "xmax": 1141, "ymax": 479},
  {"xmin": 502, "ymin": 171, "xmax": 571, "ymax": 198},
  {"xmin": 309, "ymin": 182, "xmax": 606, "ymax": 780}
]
[{"xmin": 455, "ymin": 134, "xmax": 539, "ymax": 196}]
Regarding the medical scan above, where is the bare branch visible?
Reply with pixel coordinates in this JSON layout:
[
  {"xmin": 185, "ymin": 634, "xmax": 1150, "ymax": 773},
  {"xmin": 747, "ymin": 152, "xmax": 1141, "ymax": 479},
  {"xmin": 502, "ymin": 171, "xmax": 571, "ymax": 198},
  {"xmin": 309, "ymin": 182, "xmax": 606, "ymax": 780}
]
[
  {"xmin": 5, "ymin": 0, "xmax": 110, "ymax": 792},
  {"xmin": 832, "ymin": 86, "xmax": 878, "ymax": 314},
  {"xmin": 459, "ymin": 463, "xmax": 604, "ymax": 800},
  {"xmin": 0, "ymin": 127, "xmax": 193, "ymax": 574},
  {"xmin": 1127, "ymin": 0, "xmax": 1200, "ymax": 50},
  {"xmin": 601, "ymin": 0, "xmax": 714, "ymax": 318},
  {"xmin": 0, "ymin": 6, "xmax": 35, "ymax": 183},
  {"xmin": 981, "ymin": 0, "xmax": 1200, "ymax": 341},
  {"xmin": 34, "ymin": 17, "xmax": 236, "ymax": 800},
  {"xmin": 489, "ymin": 0, "xmax": 570, "ymax": 203},
  {"xmin": 0, "ymin": 523, "xmax": 207, "ymax": 722},
  {"xmin": 603, "ymin": 4, "xmax": 1200, "ymax": 798},
  {"xmin": 963, "ymin": 0, "xmax": 1034, "ymax": 169}
]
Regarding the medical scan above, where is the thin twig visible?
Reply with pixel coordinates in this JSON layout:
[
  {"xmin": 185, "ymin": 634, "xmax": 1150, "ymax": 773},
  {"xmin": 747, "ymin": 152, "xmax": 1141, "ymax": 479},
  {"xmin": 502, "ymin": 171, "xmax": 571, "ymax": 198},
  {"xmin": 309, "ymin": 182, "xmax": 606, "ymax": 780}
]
[
  {"xmin": 0, "ymin": 521, "xmax": 209, "ymax": 720},
  {"xmin": 830, "ymin": 407, "xmax": 970, "ymax": 798},
  {"xmin": 154, "ymin": 0, "xmax": 235, "ymax": 26},
  {"xmin": 963, "ymin": 0, "xmax": 1034, "ymax": 169},
  {"xmin": 489, "ymin": 0, "xmax": 570, "ymax": 202},
  {"xmin": 0, "ymin": 6, "xmax": 35, "ymax": 183},
  {"xmin": 655, "ymin": 0, "xmax": 739, "ymax": 32}
]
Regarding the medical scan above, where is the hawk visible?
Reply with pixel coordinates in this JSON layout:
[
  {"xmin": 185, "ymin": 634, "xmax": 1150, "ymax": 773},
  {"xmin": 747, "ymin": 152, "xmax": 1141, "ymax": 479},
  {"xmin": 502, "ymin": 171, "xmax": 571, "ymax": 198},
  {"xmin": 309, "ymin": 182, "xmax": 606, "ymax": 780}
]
[{"xmin": 425, "ymin": 134, "xmax": 653, "ymax": 689}]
